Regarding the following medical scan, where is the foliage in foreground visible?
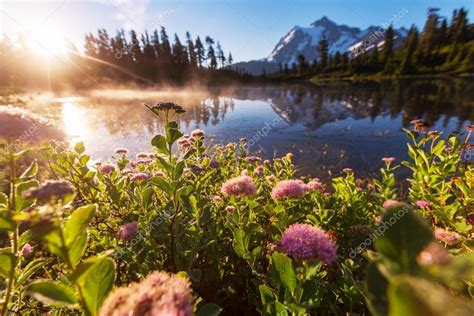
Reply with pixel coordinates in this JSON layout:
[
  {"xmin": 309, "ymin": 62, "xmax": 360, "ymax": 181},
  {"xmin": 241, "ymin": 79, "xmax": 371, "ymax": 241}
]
[{"xmin": 0, "ymin": 103, "xmax": 473, "ymax": 315}]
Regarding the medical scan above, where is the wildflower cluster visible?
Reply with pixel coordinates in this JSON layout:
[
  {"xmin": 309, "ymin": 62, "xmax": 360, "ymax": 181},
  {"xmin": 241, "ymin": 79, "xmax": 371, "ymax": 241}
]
[{"xmin": 0, "ymin": 105, "xmax": 471, "ymax": 316}]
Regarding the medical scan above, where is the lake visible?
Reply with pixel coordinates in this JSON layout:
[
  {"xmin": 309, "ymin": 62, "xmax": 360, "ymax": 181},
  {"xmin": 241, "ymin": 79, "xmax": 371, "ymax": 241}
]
[{"xmin": 10, "ymin": 79, "xmax": 474, "ymax": 179}]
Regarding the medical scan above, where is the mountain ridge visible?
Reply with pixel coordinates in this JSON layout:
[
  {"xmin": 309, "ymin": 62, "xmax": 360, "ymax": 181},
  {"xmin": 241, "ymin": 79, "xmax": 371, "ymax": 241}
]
[{"xmin": 233, "ymin": 17, "xmax": 408, "ymax": 75}]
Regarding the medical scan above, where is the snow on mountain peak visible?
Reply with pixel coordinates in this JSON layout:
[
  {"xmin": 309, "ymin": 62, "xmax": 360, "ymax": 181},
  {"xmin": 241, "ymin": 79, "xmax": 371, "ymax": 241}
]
[
  {"xmin": 233, "ymin": 17, "xmax": 408, "ymax": 75},
  {"xmin": 266, "ymin": 17, "xmax": 407, "ymax": 65}
]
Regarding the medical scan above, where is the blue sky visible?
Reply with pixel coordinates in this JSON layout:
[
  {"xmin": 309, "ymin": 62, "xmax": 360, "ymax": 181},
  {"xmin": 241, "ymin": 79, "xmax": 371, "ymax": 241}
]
[{"xmin": 1, "ymin": 0, "xmax": 472, "ymax": 62}]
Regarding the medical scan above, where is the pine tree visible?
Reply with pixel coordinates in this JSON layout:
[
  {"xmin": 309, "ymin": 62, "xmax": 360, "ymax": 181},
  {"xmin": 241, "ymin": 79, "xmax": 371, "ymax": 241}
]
[
  {"xmin": 317, "ymin": 36, "xmax": 328, "ymax": 68},
  {"xmin": 382, "ymin": 25, "xmax": 394, "ymax": 62},
  {"xmin": 451, "ymin": 8, "xmax": 468, "ymax": 43},
  {"xmin": 297, "ymin": 54, "xmax": 307, "ymax": 74},
  {"xmin": 422, "ymin": 8, "xmax": 440, "ymax": 50},
  {"xmin": 160, "ymin": 27, "xmax": 172, "ymax": 60},
  {"xmin": 172, "ymin": 33, "xmax": 186, "ymax": 65},
  {"xmin": 129, "ymin": 29, "xmax": 143, "ymax": 64},
  {"xmin": 205, "ymin": 36, "xmax": 217, "ymax": 69},
  {"xmin": 195, "ymin": 36, "xmax": 205, "ymax": 67},
  {"xmin": 227, "ymin": 52, "xmax": 233, "ymax": 66},
  {"xmin": 400, "ymin": 26, "xmax": 419, "ymax": 74},
  {"xmin": 333, "ymin": 52, "xmax": 342, "ymax": 69},
  {"xmin": 216, "ymin": 41, "xmax": 226, "ymax": 67},
  {"xmin": 186, "ymin": 31, "xmax": 196, "ymax": 67}
]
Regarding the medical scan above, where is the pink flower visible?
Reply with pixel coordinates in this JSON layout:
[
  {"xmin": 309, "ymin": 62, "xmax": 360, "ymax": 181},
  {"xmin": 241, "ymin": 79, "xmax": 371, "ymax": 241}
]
[
  {"xmin": 417, "ymin": 242, "xmax": 450, "ymax": 266},
  {"xmin": 343, "ymin": 168, "xmax": 353, "ymax": 173},
  {"xmin": 353, "ymin": 224, "xmax": 373, "ymax": 235},
  {"xmin": 21, "ymin": 243, "xmax": 33, "ymax": 257},
  {"xmin": 99, "ymin": 163, "xmax": 116, "ymax": 175},
  {"xmin": 416, "ymin": 200, "xmax": 433, "ymax": 208},
  {"xmin": 136, "ymin": 152, "xmax": 149, "ymax": 159},
  {"xmin": 178, "ymin": 137, "xmax": 191, "ymax": 148},
  {"xmin": 24, "ymin": 180, "xmax": 75, "ymax": 202},
  {"xmin": 133, "ymin": 159, "xmax": 152, "ymax": 166},
  {"xmin": 375, "ymin": 215, "xmax": 382, "ymax": 224},
  {"xmin": 191, "ymin": 129, "xmax": 205, "ymax": 138},
  {"xmin": 241, "ymin": 170, "xmax": 249, "ymax": 176},
  {"xmin": 221, "ymin": 176, "xmax": 257, "ymax": 197},
  {"xmin": 246, "ymin": 156, "xmax": 261, "ymax": 163},
  {"xmin": 253, "ymin": 166, "xmax": 264, "ymax": 177},
  {"xmin": 271, "ymin": 180, "xmax": 304, "ymax": 200},
  {"xmin": 266, "ymin": 175, "xmax": 275, "ymax": 182},
  {"xmin": 130, "ymin": 172, "xmax": 151, "ymax": 182},
  {"xmin": 280, "ymin": 223, "xmax": 337, "ymax": 264},
  {"xmin": 117, "ymin": 222, "xmax": 139, "ymax": 241},
  {"xmin": 99, "ymin": 271, "xmax": 193, "ymax": 316},
  {"xmin": 434, "ymin": 228, "xmax": 461, "ymax": 245},
  {"xmin": 382, "ymin": 157, "xmax": 395, "ymax": 167},
  {"xmin": 209, "ymin": 159, "xmax": 220, "ymax": 168},
  {"xmin": 212, "ymin": 195, "xmax": 222, "ymax": 203},
  {"xmin": 263, "ymin": 160, "xmax": 271, "ymax": 166},
  {"xmin": 285, "ymin": 153, "xmax": 294, "ymax": 159},
  {"xmin": 383, "ymin": 200, "xmax": 402, "ymax": 208},
  {"xmin": 225, "ymin": 206, "xmax": 235, "ymax": 213},
  {"xmin": 155, "ymin": 171, "xmax": 165, "ymax": 177},
  {"xmin": 115, "ymin": 147, "xmax": 129, "ymax": 155},
  {"xmin": 306, "ymin": 181, "xmax": 323, "ymax": 191}
]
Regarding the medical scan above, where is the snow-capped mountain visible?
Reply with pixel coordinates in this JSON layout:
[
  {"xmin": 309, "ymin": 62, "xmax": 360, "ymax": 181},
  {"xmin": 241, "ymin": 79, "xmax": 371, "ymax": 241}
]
[{"xmin": 233, "ymin": 16, "xmax": 408, "ymax": 75}]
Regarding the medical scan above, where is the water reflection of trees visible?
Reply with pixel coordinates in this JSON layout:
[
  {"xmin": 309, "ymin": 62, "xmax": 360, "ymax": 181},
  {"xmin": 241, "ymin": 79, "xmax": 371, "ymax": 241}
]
[
  {"xmin": 253, "ymin": 80, "xmax": 473, "ymax": 130},
  {"xmin": 26, "ymin": 79, "xmax": 473, "ymax": 138}
]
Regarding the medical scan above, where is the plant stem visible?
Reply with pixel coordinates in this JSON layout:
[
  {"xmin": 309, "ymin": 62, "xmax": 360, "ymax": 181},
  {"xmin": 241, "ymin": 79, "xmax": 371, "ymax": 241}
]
[{"xmin": 1, "ymin": 149, "xmax": 18, "ymax": 316}]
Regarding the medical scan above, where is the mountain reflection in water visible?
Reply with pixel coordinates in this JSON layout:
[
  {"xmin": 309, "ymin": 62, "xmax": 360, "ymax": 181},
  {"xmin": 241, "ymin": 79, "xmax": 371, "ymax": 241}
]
[{"xmin": 21, "ymin": 79, "xmax": 474, "ymax": 179}]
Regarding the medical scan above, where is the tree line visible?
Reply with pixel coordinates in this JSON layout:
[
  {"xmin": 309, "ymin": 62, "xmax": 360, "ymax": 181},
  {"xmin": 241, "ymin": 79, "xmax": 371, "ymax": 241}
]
[
  {"xmin": 0, "ymin": 27, "xmax": 246, "ymax": 89},
  {"xmin": 80, "ymin": 27, "xmax": 236, "ymax": 84},
  {"xmin": 275, "ymin": 8, "xmax": 473, "ymax": 79}
]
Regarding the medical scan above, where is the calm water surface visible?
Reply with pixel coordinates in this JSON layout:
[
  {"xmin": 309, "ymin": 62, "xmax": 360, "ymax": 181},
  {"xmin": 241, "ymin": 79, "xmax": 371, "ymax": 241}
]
[{"xmin": 19, "ymin": 80, "xmax": 474, "ymax": 178}]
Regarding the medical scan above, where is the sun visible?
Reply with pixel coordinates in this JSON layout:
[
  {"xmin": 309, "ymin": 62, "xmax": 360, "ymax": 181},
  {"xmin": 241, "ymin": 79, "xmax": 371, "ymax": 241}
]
[{"xmin": 27, "ymin": 27, "xmax": 68, "ymax": 57}]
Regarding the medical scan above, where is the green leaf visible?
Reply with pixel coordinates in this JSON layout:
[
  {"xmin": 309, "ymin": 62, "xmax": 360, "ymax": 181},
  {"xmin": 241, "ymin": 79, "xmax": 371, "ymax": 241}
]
[
  {"xmin": 365, "ymin": 261, "xmax": 389, "ymax": 316},
  {"xmin": 259, "ymin": 284, "xmax": 276, "ymax": 305},
  {"xmin": 13, "ymin": 149, "xmax": 29, "ymax": 159},
  {"xmin": 155, "ymin": 156, "xmax": 174, "ymax": 174},
  {"xmin": 68, "ymin": 232, "xmax": 88, "ymax": 267},
  {"xmin": 271, "ymin": 252, "xmax": 297, "ymax": 294},
  {"xmin": 427, "ymin": 252, "xmax": 474, "ymax": 290},
  {"xmin": 72, "ymin": 256, "xmax": 116, "ymax": 315},
  {"xmin": 151, "ymin": 134, "xmax": 169, "ymax": 155},
  {"xmin": 197, "ymin": 303, "xmax": 222, "ymax": 316},
  {"xmin": 64, "ymin": 204, "xmax": 96, "ymax": 266},
  {"xmin": 150, "ymin": 177, "xmax": 173, "ymax": 196},
  {"xmin": 64, "ymin": 204, "xmax": 96, "ymax": 245},
  {"xmin": 75, "ymin": 142, "xmax": 85, "ymax": 154},
  {"xmin": 0, "ymin": 211, "xmax": 14, "ymax": 232},
  {"xmin": 232, "ymin": 229, "xmax": 248, "ymax": 258},
  {"xmin": 0, "ymin": 250, "xmax": 16, "ymax": 277},
  {"xmin": 0, "ymin": 192, "xmax": 7, "ymax": 207},
  {"xmin": 26, "ymin": 280, "xmax": 78, "ymax": 306},
  {"xmin": 15, "ymin": 180, "xmax": 39, "ymax": 211},
  {"xmin": 165, "ymin": 122, "xmax": 183, "ymax": 146},
  {"xmin": 273, "ymin": 302, "xmax": 288, "ymax": 316},
  {"xmin": 20, "ymin": 160, "xmax": 38, "ymax": 179},
  {"xmin": 15, "ymin": 259, "xmax": 46, "ymax": 289},
  {"xmin": 141, "ymin": 187, "xmax": 154, "ymax": 208},
  {"xmin": 43, "ymin": 228, "xmax": 65, "ymax": 260},
  {"xmin": 374, "ymin": 205, "xmax": 434, "ymax": 272},
  {"xmin": 388, "ymin": 276, "xmax": 474, "ymax": 316}
]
